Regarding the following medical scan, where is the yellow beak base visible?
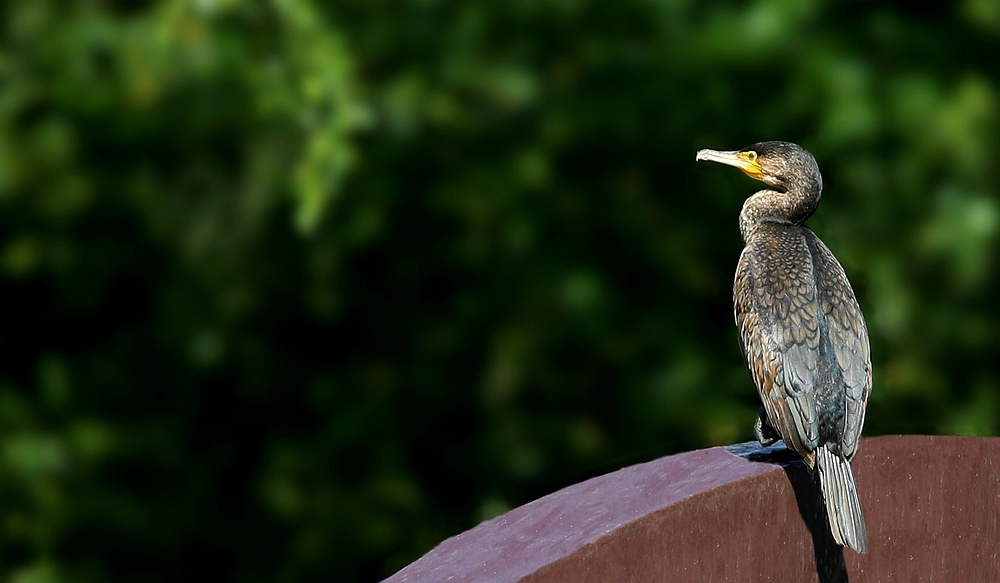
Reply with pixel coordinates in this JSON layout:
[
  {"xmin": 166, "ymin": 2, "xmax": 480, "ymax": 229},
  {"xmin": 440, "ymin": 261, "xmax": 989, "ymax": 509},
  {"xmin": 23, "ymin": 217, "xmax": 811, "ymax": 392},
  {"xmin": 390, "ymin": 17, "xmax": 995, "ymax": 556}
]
[{"xmin": 696, "ymin": 149, "xmax": 764, "ymax": 181}]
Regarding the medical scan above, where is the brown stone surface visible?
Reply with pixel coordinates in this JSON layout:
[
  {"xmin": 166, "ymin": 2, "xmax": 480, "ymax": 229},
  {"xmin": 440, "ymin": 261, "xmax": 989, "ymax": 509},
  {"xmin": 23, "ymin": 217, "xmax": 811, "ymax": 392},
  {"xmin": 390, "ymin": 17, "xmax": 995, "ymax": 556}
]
[{"xmin": 383, "ymin": 435, "xmax": 1000, "ymax": 582}]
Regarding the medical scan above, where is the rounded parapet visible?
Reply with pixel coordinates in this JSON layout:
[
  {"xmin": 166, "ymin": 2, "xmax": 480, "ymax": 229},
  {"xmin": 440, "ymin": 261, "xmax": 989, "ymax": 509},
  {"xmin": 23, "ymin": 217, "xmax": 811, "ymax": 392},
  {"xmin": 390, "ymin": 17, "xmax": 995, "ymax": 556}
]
[{"xmin": 384, "ymin": 435, "xmax": 1000, "ymax": 582}]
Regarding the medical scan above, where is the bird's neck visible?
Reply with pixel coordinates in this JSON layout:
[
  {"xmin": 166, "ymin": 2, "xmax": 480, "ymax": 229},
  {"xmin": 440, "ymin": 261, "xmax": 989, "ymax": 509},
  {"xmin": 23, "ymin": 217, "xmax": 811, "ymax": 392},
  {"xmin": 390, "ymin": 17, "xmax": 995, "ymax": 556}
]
[{"xmin": 739, "ymin": 182, "xmax": 822, "ymax": 242}]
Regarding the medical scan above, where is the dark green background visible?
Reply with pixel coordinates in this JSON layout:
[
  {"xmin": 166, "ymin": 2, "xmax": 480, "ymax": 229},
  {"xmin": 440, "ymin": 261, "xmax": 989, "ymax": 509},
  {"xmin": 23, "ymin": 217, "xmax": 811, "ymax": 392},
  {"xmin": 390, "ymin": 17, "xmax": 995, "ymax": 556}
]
[{"xmin": 2, "ymin": 1, "xmax": 998, "ymax": 581}]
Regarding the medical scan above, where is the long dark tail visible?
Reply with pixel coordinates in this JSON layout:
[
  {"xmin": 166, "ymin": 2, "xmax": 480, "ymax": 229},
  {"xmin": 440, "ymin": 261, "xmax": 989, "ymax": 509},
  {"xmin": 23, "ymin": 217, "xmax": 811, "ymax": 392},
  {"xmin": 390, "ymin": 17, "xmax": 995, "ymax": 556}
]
[{"xmin": 815, "ymin": 444, "xmax": 867, "ymax": 553}]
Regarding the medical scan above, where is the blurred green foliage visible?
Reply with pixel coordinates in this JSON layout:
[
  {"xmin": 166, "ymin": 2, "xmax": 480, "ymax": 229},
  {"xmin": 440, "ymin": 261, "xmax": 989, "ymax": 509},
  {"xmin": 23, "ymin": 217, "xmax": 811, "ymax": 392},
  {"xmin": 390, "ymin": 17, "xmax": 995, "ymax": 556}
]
[{"xmin": 2, "ymin": 0, "xmax": 1000, "ymax": 581}]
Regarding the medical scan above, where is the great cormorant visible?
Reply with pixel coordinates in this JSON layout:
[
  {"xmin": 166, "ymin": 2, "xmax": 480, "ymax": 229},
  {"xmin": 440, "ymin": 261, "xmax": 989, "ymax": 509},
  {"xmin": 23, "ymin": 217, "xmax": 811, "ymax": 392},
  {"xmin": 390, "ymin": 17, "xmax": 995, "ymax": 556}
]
[{"xmin": 697, "ymin": 141, "xmax": 871, "ymax": 553}]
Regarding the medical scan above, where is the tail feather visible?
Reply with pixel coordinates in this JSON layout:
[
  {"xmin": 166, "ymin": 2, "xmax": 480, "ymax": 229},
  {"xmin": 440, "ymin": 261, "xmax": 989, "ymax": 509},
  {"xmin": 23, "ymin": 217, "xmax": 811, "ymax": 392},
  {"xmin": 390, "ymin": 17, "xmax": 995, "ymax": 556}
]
[{"xmin": 815, "ymin": 444, "xmax": 867, "ymax": 553}]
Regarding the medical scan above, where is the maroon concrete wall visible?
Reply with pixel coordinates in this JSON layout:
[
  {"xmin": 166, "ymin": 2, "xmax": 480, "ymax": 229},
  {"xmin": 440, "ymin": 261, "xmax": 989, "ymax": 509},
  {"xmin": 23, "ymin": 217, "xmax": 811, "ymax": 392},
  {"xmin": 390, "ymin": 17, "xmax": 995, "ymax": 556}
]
[{"xmin": 383, "ymin": 435, "xmax": 1000, "ymax": 583}]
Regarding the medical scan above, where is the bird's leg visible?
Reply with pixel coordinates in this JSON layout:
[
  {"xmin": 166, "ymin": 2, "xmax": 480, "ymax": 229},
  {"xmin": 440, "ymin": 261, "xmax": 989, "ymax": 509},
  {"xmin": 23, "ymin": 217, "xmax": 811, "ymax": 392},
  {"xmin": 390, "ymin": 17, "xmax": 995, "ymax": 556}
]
[{"xmin": 754, "ymin": 406, "xmax": 781, "ymax": 446}]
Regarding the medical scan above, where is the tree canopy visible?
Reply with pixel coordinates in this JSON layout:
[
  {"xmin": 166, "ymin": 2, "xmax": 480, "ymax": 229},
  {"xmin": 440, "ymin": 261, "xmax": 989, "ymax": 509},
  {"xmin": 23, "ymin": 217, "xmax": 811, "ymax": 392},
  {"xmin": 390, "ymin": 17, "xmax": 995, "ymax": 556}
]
[{"xmin": 2, "ymin": 1, "xmax": 999, "ymax": 581}]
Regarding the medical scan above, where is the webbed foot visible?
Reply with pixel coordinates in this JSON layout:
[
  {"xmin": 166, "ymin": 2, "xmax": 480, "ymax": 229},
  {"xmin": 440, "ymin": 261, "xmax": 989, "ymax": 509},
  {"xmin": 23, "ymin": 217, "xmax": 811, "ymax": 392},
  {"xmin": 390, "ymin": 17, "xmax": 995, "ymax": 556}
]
[{"xmin": 754, "ymin": 406, "xmax": 781, "ymax": 446}]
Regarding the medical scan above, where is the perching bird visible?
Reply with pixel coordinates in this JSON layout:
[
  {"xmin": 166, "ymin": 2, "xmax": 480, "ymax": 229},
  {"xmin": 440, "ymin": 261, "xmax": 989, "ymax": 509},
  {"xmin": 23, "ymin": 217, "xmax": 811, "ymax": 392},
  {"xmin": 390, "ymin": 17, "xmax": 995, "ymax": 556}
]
[{"xmin": 696, "ymin": 141, "xmax": 872, "ymax": 553}]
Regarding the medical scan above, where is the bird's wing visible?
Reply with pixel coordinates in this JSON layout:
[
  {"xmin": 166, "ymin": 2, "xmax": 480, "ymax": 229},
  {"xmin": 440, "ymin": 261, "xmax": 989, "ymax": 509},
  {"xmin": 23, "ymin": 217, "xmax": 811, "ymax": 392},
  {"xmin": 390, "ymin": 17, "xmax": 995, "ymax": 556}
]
[
  {"xmin": 804, "ymin": 230, "xmax": 872, "ymax": 460},
  {"xmin": 735, "ymin": 225, "xmax": 823, "ymax": 459}
]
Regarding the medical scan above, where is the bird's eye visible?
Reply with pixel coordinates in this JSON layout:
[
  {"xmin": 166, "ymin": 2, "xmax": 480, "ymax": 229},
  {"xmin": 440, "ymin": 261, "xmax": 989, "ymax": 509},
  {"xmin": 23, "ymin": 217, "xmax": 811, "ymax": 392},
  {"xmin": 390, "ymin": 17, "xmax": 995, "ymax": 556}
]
[{"xmin": 746, "ymin": 151, "xmax": 758, "ymax": 162}]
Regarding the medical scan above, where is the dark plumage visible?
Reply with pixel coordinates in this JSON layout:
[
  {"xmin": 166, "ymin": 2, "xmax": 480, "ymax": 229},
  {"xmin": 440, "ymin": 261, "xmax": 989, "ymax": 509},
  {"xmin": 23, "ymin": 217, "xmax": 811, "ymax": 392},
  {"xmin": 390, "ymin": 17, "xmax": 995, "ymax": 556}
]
[{"xmin": 697, "ymin": 141, "xmax": 872, "ymax": 553}]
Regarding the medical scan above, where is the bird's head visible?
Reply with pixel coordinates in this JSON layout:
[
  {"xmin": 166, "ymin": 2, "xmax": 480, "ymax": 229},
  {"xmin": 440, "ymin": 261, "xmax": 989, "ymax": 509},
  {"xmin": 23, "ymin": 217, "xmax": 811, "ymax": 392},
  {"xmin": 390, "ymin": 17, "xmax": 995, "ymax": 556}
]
[{"xmin": 696, "ymin": 141, "xmax": 822, "ymax": 194}]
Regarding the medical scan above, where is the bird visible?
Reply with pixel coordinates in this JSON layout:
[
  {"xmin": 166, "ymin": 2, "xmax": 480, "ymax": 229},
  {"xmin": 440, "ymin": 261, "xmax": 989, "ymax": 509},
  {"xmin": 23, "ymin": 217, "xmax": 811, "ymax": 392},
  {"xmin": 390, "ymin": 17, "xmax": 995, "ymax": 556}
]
[{"xmin": 696, "ymin": 141, "xmax": 872, "ymax": 553}]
